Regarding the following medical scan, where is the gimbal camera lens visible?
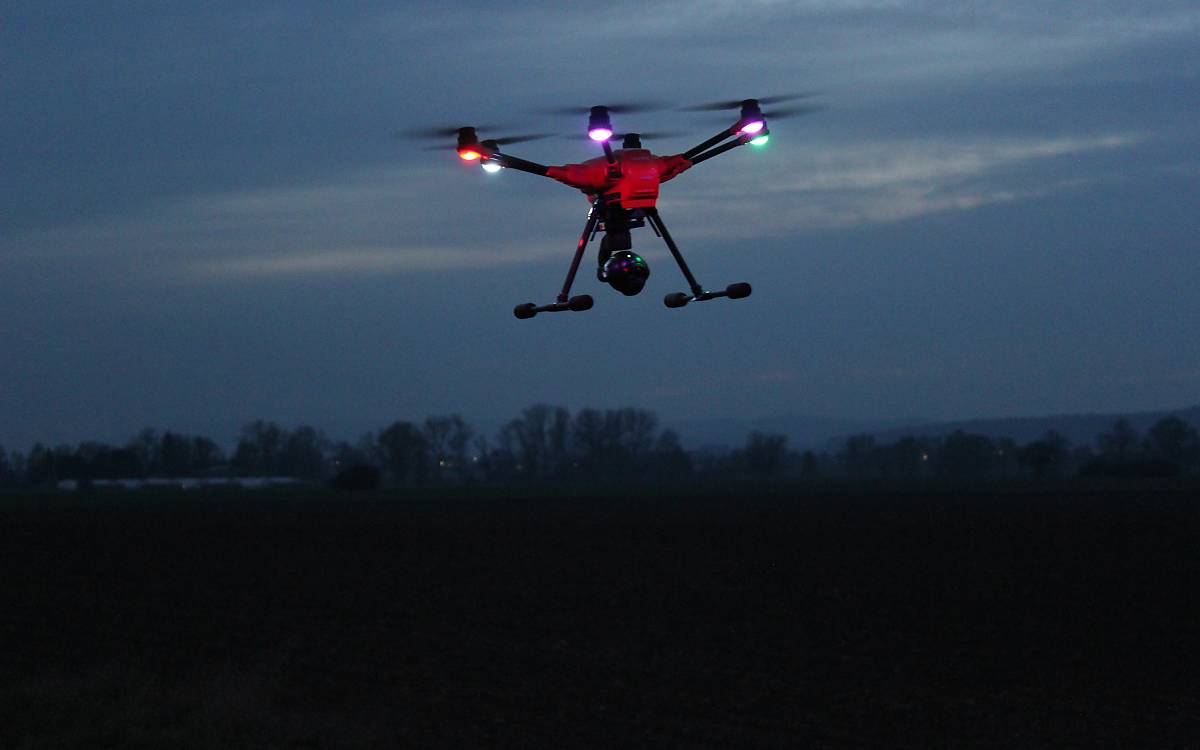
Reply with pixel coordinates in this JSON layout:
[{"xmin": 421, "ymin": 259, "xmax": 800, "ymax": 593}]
[{"xmin": 604, "ymin": 251, "xmax": 650, "ymax": 296}]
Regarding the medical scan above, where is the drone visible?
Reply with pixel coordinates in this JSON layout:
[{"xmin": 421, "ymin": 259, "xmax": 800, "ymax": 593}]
[{"xmin": 408, "ymin": 95, "xmax": 817, "ymax": 319}]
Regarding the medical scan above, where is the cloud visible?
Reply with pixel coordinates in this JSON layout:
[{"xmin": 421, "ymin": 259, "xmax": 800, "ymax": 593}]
[
  {"xmin": 749, "ymin": 370, "xmax": 801, "ymax": 384},
  {"xmin": 362, "ymin": 1, "xmax": 1200, "ymax": 93},
  {"xmin": 761, "ymin": 135, "xmax": 1137, "ymax": 192},
  {"xmin": 1098, "ymin": 369, "xmax": 1200, "ymax": 386},
  {"xmin": 665, "ymin": 133, "xmax": 1140, "ymax": 236},
  {"xmin": 0, "ymin": 162, "xmax": 579, "ymax": 279},
  {"xmin": 191, "ymin": 244, "xmax": 559, "ymax": 278},
  {"xmin": 842, "ymin": 365, "xmax": 934, "ymax": 379},
  {"xmin": 0, "ymin": 130, "xmax": 1142, "ymax": 281}
]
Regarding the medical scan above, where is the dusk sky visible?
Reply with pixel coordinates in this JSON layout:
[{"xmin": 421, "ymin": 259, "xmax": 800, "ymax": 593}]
[{"xmin": 3, "ymin": 1, "xmax": 1198, "ymax": 448}]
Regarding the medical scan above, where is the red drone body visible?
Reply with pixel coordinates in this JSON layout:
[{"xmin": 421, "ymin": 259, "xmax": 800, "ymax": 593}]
[{"xmin": 545, "ymin": 150, "xmax": 693, "ymax": 209}]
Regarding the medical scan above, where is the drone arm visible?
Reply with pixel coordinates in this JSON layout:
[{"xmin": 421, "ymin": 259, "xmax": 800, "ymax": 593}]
[
  {"xmin": 544, "ymin": 161, "xmax": 610, "ymax": 192},
  {"xmin": 681, "ymin": 127, "xmax": 738, "ymax": 160},
  {"xmin": 688, "ymin": 133, "xmax": 756, "ymax": 166},
  {"xmin": 492, "ymin": 151, "xmax": 550, "ymax": 177},
  {"xmin": 657, "ymin": 154, "xmax": 693, "ymax": 183}
]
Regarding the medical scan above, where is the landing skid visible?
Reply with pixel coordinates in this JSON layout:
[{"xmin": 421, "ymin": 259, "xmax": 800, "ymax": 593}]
[
  {"xmin": 513, "ymin": 295, "xmax": 593, "ymax": 319},
  {"xmin": 663, "ymin": 282, "xmax": 752, "ymax": 309}
]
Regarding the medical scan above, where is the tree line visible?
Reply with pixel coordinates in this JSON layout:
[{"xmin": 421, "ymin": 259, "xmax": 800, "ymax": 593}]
[
  {"xmin": 0, "ymin": 406, "xmax": 688, "ymax": 490},
  {"xmin": 815, "ymin": 416, "xmax": 1200, "ymax": 482},
  {"xmin": 0, "ymin": 409, "xmax": 1196, "ymax": 490}
]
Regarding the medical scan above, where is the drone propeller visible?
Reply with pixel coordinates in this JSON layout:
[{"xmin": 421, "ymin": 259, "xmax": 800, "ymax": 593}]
[
  {"xmin": 395, "ymin": 124, "xmax": 509, "ymax": 140},
  {"xmin": 539, "ymin": 101, "xmax": 671, "ymax": 116},
  {"xmin": 677, "ymin": 93, "xmax": 819, "ymax": 112},
  {"xmin": 563, "ymin": 131, "xmax": 685, "ymax": 141},
  {"xmin": 488, "ymin": 133, "xmax": 555, "ymax": 146},
  {"xmin": 404, "ymin": 128, "xmax": 554, "ymax": 151},
  {"xmin": 754, "ymin": 104, "xmax": 824, "ymax": 120}
]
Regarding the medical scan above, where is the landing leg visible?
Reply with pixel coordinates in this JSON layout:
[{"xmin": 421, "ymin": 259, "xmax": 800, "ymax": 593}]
[
  {"xmin": 646, "ymin": 208, "xmax": 752, "ymax": 309},
  {"xmin": 645, "ymin": 209, "xmax": 703, "ymax": 297},
  {"xmin": 513, "ymin": 204, "xmax": 600, "ymax": 319}
]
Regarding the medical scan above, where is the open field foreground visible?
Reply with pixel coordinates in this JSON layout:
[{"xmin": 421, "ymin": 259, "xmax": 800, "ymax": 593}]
[{"xmin": 2, "ymin": 485, "xmax": 1198, "ymax": 748}]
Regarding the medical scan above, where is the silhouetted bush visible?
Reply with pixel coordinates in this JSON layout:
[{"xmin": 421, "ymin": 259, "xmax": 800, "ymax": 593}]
[
  {"xmin": 1018, "ymin": 430, "xmax": 1071, "ymax": 479},
  {"xmin": 1079, "ymin": 458, "xmax": 1182, "ymax": 479},
  {"xmin": 1143, "ymin": 417, "xmax": 1199, "ymax": 469},
  {"xmin": 331, "ymin": 464, "xmax": 382, "ymax": 491},
  {"xmin": 744, "ymin": 432, "xmax": 788, "ymax": 477},
  {"xmin": 938, "ymin": 431, "xmax": 996, "ymax": 479}
]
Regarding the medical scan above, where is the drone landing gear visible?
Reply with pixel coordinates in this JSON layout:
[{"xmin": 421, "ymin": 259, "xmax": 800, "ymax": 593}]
[
  {"xmin": 646, "ymin": 209, "xmax": 752, "ymax": 309},
  {"xmin": 663, "ymin": 283, "xmax": 752, "ymax": 308},
  {"xmin": 513, "ymin": 295, "xmax": 593, "ymax": 319},
  {"xmin": 513, "ymin": 205, "xmax": 601, "ymax": 320}
]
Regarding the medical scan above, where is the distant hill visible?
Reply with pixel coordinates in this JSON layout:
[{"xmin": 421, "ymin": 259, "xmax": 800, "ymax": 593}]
[
  {"xmin": 842, "ymin": 404, "xmax": 1200, "ymax": 450},
  {"xmin": 666, "ymin": 414, "xmax": 931, "ymax": 452},
  {"xmin": 666, "ymin": 404, "xmax": 1200, "ymax": 453}
]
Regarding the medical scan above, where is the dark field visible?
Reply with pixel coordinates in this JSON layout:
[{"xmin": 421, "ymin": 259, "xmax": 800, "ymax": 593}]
[{"xmin": 2, "ymin": 484, "xmax": 1198, "ymax": 748}]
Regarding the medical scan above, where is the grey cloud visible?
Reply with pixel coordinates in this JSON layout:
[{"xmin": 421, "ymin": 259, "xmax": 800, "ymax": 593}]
[{"xmin": 662, "ymin": 133, "xmax": 1142, "ymax": 236}]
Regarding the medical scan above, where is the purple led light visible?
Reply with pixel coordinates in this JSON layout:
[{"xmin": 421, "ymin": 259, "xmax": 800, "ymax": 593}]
[
  {"xmin": 588, "ymin": 127, "xmax": 613, "ymax": 142},
  {"xmin": 739, "ymin": 120, "xmax": 765, "ymax": 135}
]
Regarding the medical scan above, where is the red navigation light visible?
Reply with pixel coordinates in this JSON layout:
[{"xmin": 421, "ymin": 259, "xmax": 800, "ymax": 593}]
[{"xmin": 456, "ymin": 127, "xmax": 481, "ymax": 161}]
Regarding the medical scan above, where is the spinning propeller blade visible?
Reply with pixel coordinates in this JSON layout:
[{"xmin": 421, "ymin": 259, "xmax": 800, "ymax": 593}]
[
  {"xmin": 562, "ymin": 130, "xmax": 685, "ymax": 141},
  {"xmin": 490, "ymin": 134, "xmax": 554, "ymax": 146},
  {"xmin": 403, "ymin": 126, "xmax": 552, "ymax": 151},
  {"xmin": 759, "ymin": 104, "xmax": 824, "ymax": 120},
  {"xmin": 394, "ymin": 124, "xmax": 509, "ymax": 139},
  {"xmin": 677, "ymin": 93, "xmax": 819, "ymax": 112},
  {"xmin": 539, "ymin": 101, "xmax": 671, "ymax": 116}
]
